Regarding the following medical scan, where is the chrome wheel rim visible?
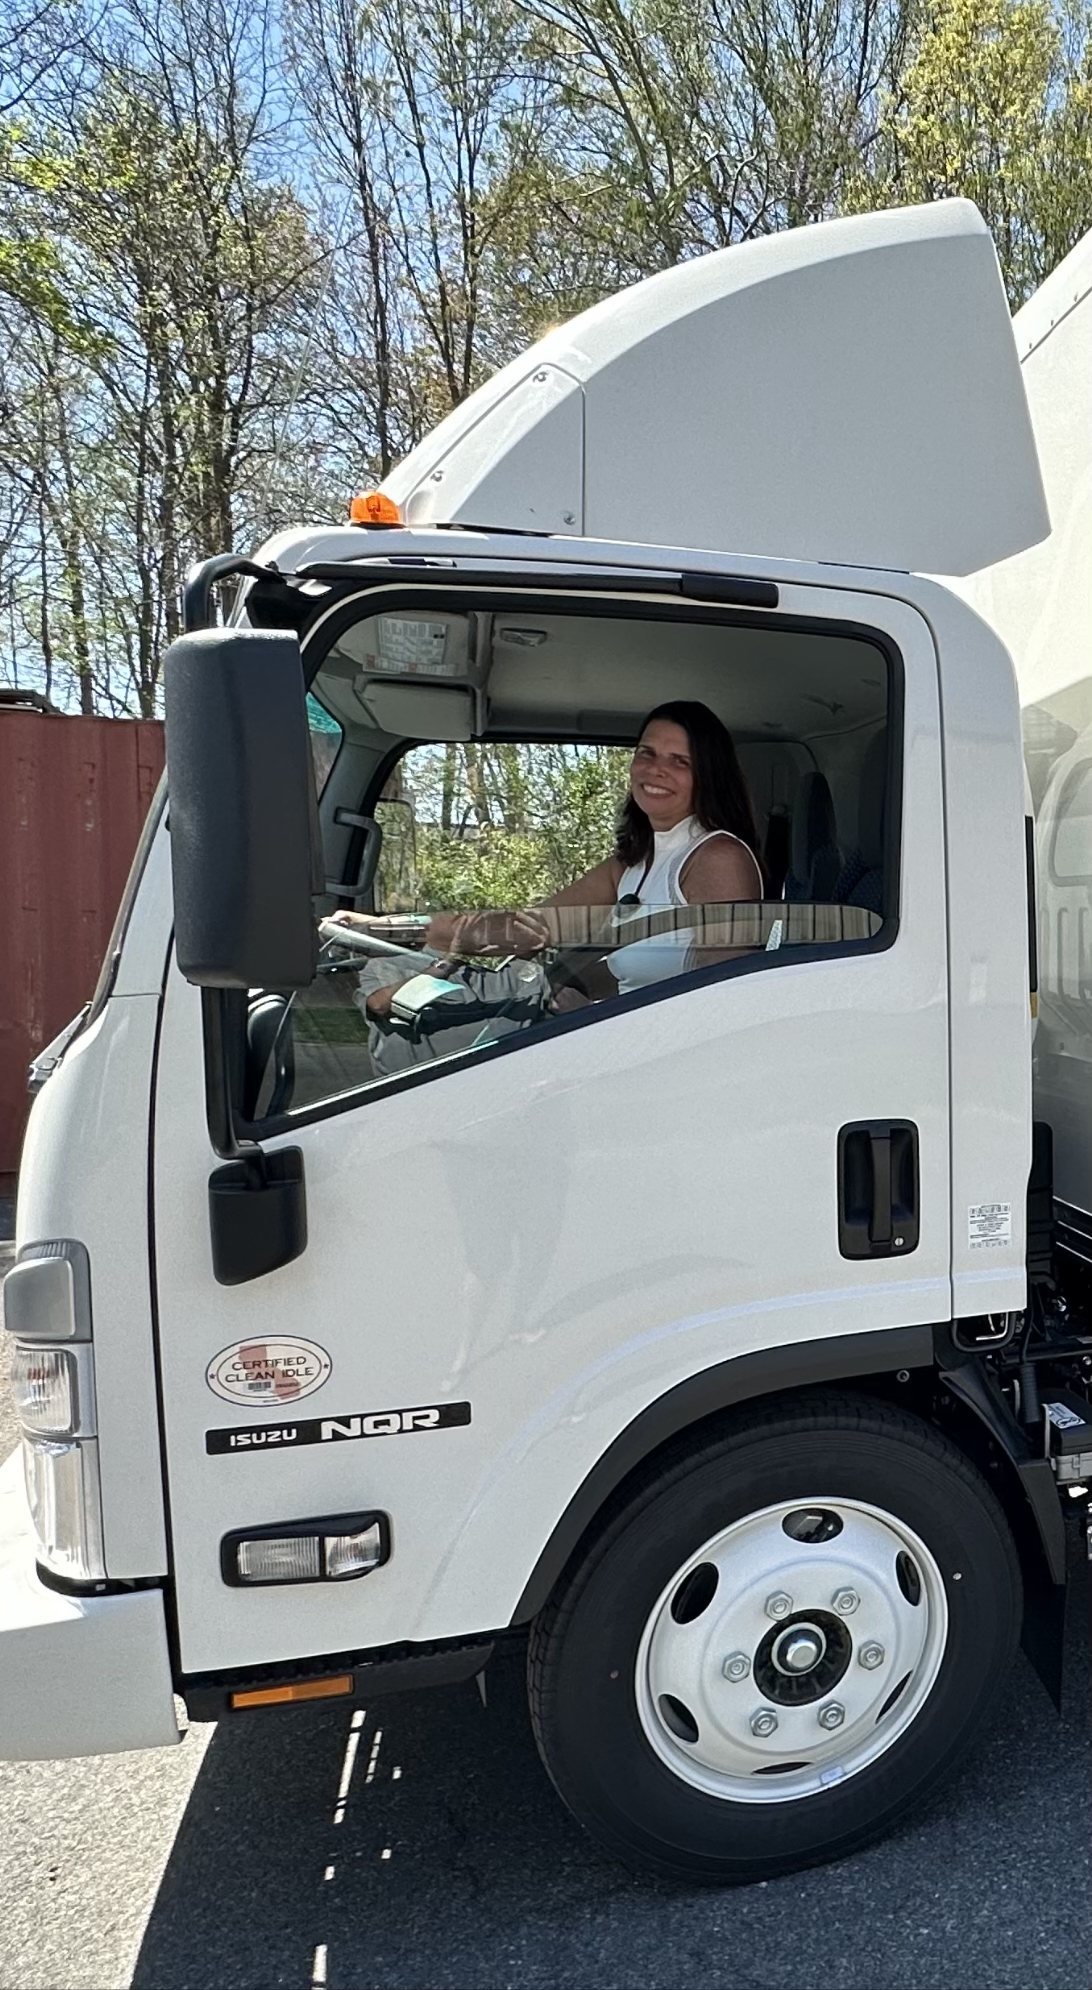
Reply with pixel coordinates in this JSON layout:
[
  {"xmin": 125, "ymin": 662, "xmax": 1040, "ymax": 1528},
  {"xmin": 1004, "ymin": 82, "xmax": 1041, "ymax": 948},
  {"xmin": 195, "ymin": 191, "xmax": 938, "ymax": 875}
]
[{"xmin": 634, "ymin": 1496, "xmax": 948, "ymax": 1804}]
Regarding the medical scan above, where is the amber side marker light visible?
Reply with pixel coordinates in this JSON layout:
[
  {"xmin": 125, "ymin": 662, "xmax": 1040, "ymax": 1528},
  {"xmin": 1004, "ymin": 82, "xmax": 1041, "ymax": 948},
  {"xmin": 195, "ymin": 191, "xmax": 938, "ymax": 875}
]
[
  {"xmin": 350, "ymin": 490, "xmax": 402, "ymax": 525},
  {"xmin": 231, "ymin": 1675, "xmax": 354, "ymax": 1710}
]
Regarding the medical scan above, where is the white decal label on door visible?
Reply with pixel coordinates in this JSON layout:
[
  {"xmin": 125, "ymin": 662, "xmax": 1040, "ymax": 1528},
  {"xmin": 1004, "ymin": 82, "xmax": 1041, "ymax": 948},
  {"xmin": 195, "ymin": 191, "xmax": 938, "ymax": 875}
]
[
  {"xmin": 206, "ymin": 1337, "xmax": 332, "ymax": 1405},
  {"xmin": 967, "ymin": 1203, "xmax": 1012, "ymax": 1250}
]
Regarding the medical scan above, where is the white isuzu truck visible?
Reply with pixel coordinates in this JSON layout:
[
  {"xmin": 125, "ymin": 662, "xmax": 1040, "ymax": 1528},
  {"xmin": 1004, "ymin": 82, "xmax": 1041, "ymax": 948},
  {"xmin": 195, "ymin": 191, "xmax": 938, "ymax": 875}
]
[{"xmin": 4, "ymin": 199, "xmax": 1092, "ymax": 1885}]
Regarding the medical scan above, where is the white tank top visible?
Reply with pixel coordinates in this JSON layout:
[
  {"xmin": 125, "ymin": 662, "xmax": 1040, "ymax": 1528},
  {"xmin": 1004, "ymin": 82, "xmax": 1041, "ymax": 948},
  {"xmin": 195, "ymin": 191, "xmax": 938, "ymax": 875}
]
[{"xmin": 609, "ymin": 815, "xmax": 762, "ymax": 993}]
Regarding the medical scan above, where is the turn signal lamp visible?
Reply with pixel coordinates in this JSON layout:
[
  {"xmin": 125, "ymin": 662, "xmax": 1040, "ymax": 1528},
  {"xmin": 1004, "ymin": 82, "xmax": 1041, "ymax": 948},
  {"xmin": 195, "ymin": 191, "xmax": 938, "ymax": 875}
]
[
  {"xmin": 350, "ymin": 490, "xmax": 402, "ymax": 526},
  {"xmin": 11, "ymin": 1344, "xmax": 81, "ymax": 1437},
  {"xmin": 221, "ymin": 1512, "xmax": 389, "ymax": 1587}
]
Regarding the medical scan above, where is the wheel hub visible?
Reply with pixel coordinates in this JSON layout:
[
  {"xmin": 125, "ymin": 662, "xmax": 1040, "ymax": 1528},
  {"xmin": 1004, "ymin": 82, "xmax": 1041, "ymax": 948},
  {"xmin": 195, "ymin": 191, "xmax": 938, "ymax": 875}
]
[
  {"xmin": 635, "ymin": 1496, "xmax": 948, "ymax": 1805},
  {"xmin": 772, "ymin": 1624, "xmax": 826, "ymax": 1674},
  {"xmin": 755, "ymin": 1607, "xmax": 851, "ymax": 1705}
]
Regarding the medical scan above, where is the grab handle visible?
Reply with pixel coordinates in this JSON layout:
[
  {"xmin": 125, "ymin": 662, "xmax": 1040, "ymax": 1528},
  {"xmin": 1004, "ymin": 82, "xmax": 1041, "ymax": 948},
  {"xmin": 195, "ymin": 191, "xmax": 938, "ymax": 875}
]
[{"xmin": 838, "ymin": 1121, "xmax": 919, "ymax": 1259}]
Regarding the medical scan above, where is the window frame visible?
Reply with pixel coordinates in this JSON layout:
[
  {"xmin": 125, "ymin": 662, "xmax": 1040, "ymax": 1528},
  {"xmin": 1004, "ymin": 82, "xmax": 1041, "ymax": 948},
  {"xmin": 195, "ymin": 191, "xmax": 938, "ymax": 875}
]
[
  {"xmin": 87, "ymin": 774, "xmax": 168, "ymax": 1030},
  {"xmin": 1048, "ymin": 759, "xmax": 1092, "ymax": 886},
  {"xmin": 236, "ymin": 586, "xmax": 905, "ymax": 1140}
]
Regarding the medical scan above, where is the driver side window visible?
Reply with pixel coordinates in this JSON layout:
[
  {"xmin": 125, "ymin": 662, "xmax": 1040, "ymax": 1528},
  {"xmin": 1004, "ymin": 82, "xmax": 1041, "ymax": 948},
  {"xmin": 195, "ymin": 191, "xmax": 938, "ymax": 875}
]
[{"xmin": 247, "ymin": 720, "xmax": 888, "ymax": 1128}]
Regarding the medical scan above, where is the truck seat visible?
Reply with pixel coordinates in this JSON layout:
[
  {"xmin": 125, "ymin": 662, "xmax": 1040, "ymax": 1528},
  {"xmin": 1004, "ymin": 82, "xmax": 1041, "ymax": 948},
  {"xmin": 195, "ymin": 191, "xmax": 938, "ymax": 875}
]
[
  {"xmin": 833, "ymin": 732, "xmax": 886, "ymax": 914},
  {"xmin": 784, "ymin": 772, "xmax": 841, "ymax": 901}
]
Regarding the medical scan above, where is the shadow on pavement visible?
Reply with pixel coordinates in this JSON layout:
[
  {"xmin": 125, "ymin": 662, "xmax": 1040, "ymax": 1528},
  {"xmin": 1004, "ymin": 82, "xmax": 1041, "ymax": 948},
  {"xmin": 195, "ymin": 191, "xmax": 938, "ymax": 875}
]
[{"xmin": 131, "ymin": 1543, "xmax": 1091, "ymax": 1990}]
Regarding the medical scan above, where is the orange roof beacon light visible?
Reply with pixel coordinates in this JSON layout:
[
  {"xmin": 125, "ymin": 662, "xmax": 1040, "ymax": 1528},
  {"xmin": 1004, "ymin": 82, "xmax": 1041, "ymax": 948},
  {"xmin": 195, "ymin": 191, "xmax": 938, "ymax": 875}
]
[{"xmin": 350, "ymin": 490, "xmax": 402, "ymax": 527}]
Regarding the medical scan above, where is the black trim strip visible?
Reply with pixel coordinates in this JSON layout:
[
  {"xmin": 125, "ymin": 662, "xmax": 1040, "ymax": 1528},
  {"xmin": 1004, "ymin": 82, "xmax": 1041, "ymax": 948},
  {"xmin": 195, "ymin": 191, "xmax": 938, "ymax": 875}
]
[
  {"xmin": 510, "ymin": 1324, "xmax": 933, "ymax": 1623},
  {"xmin": 680, "ymin": 571, "xmax": 779, "ymax": 608},
  {"xmin": 297, "ymin": 561, "xmax": 780, "ymax": 610},
  {"xmin": 35, "ymin": 1563, "xmax": 164, "ymax": 1600},
  {"xmin": 182, "ymin": 1635, "xmax": 495, "ymax": 1719},
  {"xmin": 206, "ymin": 1400, "xmax": 471, "ymax": 1455}
]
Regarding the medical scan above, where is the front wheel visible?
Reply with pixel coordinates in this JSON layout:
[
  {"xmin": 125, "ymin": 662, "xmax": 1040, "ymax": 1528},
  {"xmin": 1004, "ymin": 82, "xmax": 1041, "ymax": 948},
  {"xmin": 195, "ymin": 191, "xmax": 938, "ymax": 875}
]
[{"xmin": 527, "ymin": 1394, "xmax": 1021, "ymax": 1883}]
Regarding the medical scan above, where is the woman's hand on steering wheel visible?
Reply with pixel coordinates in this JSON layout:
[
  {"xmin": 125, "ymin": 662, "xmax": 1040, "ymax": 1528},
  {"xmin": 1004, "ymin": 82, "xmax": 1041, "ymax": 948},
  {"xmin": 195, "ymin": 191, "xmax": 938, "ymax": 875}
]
[{"xmin": 508, "ymin": 909, "xmax": 551, "ymax": 956}]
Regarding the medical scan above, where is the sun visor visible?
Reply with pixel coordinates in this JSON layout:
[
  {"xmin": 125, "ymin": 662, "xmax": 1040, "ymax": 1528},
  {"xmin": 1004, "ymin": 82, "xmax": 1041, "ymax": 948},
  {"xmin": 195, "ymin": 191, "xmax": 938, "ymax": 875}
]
[
  {"xmin": 359, "ymin": 681, "xmax": 475, "ymax": 740},
  {"xmin": 382, "ymin": 201, "xmax": 1048, "ymax": 577}
]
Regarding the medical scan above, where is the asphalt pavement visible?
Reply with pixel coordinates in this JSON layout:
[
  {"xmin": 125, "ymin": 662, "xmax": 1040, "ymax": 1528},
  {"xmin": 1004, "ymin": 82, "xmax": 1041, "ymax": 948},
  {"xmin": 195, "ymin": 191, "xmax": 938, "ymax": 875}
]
[{"xmin": 0, "ymin": 1237, "xmax": 1089, "ymax": 1990}]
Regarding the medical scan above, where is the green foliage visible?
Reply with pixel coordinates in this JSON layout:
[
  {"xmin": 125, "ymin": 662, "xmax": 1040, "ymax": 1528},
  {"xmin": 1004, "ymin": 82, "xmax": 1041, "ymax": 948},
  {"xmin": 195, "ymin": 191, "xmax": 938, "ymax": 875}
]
[
  {"xmin": 414, "ymin": 824, "xmax": 563, "ymax": 909},
  {"xmin": 0, "ymin": 126, "xmax": 103, "ymax": 352},
  {"xmin": 378, "ymin": 742, "xmax": 630, "ymax": 908},
  {"xmin": 847, "ymin": 0, "xmax": 1092, "ymax": 301},
  {"xmin": 0, "ymin": 6, "xmax": 324, "ymax": 713}
]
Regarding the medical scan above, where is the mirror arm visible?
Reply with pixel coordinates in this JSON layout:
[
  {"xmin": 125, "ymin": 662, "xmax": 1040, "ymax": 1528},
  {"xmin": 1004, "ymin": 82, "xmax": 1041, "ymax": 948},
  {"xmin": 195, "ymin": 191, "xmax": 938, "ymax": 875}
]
[
  {"xmin": 201, "ymin": 987, "xmax": 309, "ymax": 1285},
  {"xmin": 201, "ymin": 986, "xmax": 263, "ymax": 1171}
]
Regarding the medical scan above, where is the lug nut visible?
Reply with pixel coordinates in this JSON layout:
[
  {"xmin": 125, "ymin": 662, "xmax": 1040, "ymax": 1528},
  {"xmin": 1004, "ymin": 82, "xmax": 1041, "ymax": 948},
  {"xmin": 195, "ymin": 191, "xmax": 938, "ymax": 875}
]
[
  {"xmin": 858, "ymin": 1642, "xmax": 885, "ymax": 1670},
  {"xmin": 832, "ymin": 1587, "xmax": 860, "ymax": 1615},
  {"xmin": 750, "ymin": 1708, "xmax": 779, "ymax": 1737},
  {"xmin": 818, "ymin": 1702, "xmax": 846, "ymax": 1730},
  {"xmin": 723, "ymin": 1652, "xmax": 751, "ymax": 1682},
  {"xmin": 765, "ymin": 1591, "xmax": 793, "ymax": 1620}
]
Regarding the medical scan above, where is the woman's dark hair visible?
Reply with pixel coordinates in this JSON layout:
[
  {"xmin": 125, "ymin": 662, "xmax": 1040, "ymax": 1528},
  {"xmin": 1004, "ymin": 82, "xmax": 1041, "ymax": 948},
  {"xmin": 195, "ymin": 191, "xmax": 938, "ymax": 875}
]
[{"xmin": 615, "ymin": 700, "xmax": 763, "ymax": 874}]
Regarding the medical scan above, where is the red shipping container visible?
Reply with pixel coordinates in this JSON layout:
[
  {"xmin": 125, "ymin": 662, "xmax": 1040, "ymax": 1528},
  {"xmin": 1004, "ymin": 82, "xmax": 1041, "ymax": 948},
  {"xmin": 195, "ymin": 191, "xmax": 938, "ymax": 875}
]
[{"xmin": 0, "ymin": 709, "xmax": 165, "ymax": 1176}]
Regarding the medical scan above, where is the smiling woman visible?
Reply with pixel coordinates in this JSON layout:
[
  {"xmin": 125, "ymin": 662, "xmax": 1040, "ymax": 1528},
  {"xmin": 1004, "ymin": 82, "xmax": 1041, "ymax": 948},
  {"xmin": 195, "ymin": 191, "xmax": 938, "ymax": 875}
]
[
  {"xmin": 522, "ymin": 701, "xmax": 765, "ymax": 1001},
  {"xmin": 610, "ymin": 701, "xmax": 764, "ymax": 907}
]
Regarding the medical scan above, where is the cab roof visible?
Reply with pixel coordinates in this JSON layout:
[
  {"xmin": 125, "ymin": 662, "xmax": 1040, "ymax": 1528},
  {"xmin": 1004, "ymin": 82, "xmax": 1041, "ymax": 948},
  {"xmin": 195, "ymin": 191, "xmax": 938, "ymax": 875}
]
[{"xmin": 380, "ymin": 201, "xmax": 1048, "ymax": 578}]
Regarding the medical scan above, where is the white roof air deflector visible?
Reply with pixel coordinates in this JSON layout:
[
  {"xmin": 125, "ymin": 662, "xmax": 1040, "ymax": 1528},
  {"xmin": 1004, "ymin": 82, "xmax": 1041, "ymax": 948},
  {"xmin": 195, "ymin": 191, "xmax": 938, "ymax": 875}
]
[{"xmin": 383, "ymin": 201, "xmax": 1048, "ymax": 576}]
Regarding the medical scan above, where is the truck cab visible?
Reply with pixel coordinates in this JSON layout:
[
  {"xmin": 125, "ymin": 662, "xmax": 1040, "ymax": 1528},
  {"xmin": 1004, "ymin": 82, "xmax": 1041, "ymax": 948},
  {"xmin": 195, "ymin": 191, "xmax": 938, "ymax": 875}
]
[{"xmin": 5, "ymin": 198, "xmax": 1089, "ymax": 1886}]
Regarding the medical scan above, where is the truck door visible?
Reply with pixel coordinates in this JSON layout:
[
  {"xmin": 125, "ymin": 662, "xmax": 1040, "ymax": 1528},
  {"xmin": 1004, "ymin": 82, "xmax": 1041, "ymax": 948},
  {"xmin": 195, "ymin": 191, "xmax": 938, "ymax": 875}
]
[{"xmin": 150, "ymin": 573, "xmax": 950, "ymax": 1683}]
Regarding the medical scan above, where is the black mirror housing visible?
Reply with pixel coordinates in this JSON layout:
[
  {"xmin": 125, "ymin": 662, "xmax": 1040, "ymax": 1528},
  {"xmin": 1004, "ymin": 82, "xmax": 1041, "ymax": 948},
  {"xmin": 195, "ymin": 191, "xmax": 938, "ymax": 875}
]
[{"xmin": 165, "ymin": 627, "xmax": 318, "ymax": 989}]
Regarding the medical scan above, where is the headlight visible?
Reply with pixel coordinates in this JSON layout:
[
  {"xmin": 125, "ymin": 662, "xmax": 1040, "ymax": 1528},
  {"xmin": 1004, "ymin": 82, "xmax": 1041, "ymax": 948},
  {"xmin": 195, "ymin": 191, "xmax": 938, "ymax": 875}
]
[
  {"xmin": 22, "ymin": 1436, "xmax": 107, "ymax": 1584},
  {"xmin": 10, "ymin": 1319, "xmax": 103, "ymax": 1583},
  {"xmin": 6, "ymin": 1243, "xmax": 106, "ymax": 1586}
]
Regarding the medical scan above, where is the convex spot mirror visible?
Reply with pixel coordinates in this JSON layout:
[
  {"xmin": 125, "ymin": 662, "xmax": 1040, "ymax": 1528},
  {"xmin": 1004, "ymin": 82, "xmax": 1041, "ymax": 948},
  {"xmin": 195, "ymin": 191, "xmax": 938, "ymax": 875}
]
[{"xmin": 165, "ymin": 627, "xmax": 318, "ymax": 990}]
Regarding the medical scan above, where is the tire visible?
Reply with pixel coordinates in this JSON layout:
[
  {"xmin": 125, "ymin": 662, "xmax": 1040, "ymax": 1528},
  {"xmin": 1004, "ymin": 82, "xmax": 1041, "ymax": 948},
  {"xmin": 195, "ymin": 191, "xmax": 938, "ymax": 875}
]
[{"xmin": 527, "ymin": 1392, "xmax": 1022, "ymax": 1884}]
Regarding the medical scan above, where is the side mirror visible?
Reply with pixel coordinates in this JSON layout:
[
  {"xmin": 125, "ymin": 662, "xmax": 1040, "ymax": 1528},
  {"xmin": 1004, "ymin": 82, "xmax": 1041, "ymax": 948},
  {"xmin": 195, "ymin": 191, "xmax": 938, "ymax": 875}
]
[{"xmin": 165, "ymin": 628, "xmax": 318, "ymax": 989}]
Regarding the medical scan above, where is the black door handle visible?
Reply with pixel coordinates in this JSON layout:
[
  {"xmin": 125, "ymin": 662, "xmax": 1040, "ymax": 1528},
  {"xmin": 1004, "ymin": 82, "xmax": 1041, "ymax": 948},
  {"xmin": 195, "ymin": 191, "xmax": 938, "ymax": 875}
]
[
  {"xmin": 838, "ymin": 1121, "xmax": 919, "ymax": 1260},
  {"xmin": 869, "ymin": 1129, "xmax": 893, "ymax": 1246}
]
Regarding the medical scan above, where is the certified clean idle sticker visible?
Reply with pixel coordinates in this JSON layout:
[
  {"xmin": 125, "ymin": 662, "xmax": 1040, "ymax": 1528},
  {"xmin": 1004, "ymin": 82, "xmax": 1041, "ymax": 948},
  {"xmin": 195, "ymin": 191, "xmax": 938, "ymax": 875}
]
[
  {"xmin": 968, "ymin": 1202, "xmax": 1013, "ymax": 1250},
  {"xmin": 205, "ymin": 1337, "xmax": 332, "ymax": 1406}
]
